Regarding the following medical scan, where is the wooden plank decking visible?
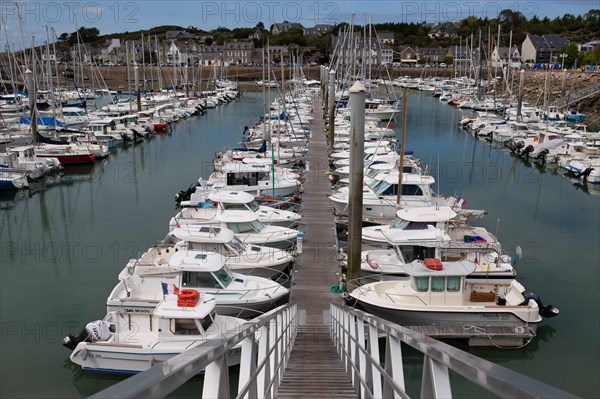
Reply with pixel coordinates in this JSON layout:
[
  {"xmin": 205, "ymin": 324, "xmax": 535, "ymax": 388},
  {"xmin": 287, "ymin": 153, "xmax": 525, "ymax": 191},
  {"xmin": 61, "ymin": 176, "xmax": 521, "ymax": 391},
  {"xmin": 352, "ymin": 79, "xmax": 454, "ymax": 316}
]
[{"xmin": 276, "ymin": 96, "xmax": 357, "ymax": 398}]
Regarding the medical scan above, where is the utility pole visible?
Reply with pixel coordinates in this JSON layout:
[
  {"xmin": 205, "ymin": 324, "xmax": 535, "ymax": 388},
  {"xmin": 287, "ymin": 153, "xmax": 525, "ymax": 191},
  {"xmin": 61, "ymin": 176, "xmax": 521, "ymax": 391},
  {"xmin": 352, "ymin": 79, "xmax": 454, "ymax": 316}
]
[{"xmin": 346, "ymin": 80, "xmax": 366, "ymax": 291}]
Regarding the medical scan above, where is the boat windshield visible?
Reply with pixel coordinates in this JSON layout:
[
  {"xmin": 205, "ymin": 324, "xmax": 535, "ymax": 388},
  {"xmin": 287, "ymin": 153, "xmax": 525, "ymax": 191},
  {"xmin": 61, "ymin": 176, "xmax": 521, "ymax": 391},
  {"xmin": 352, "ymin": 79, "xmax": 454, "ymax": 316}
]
[
  {"xmin": 222, "ymin": 202, "xmax": 247, "ymax": 210},
  {"xmin": 226, "ymin": 237, "xmax": 246, "ymax": 254},
  {"xmin": 212, "ymin": 267, "xmax": 233, "ymax": 288},
  {"xmin": 228, "ymin": 220, "xmax": 264, "ymax": 234},
  {"xmin": 373, "ymin": 180, "xmax": 391, "ymax": 195},
  {"xmin": 182, "ymin": 271, "xmax": 222, "ymax": 288},
  {"xmin": 247, "ymin": 200, "xmax": 260, "ymax": 212}
]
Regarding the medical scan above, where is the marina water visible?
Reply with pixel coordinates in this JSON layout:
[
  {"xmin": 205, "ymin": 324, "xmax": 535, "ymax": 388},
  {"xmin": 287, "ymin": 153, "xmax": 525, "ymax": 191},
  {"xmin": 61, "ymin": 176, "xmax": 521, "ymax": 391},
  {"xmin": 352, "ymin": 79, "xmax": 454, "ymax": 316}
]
[{"xmin": 0, "ymin": 91, "xmax": 598, "ymax": 397}]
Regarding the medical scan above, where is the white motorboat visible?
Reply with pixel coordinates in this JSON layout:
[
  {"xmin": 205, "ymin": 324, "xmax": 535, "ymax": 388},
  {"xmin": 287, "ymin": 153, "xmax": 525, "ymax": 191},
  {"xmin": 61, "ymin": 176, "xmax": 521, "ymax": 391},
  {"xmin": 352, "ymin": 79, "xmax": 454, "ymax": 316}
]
[
  {"xmin": 181, "ymin": 190, "xmax": 302, "ymax": 228},
  {"xmin": 63, "ymin": 292, "xmax": 244, "ymax": 374},
  {"xmin": 0, "ymin": 171, "xmax": 28, "ymax": 190},
  {"xmin": 169, "ymin": 227, "xmax": 295, "ymax": 278},
  {"xmin": 107, "ymin": 250, "xmax": 289, "ymax": 318},
  {"xmin": 329, "ymin": 172, "xmax": 456, "ymax": 224},
  {"xmin": 559, "ymin": 156, "xmax": 600, "ymax": 183},
  {"xmin": 169, "ymin": 209, "xmax": 299, "ymax": 250},
  {"xmin": 204, "ymin": 161, "xmax": 300, "ymax": 198},
  {"xmin": 349, "ymin": 259, "xmax": 558, "ymax": 329}
]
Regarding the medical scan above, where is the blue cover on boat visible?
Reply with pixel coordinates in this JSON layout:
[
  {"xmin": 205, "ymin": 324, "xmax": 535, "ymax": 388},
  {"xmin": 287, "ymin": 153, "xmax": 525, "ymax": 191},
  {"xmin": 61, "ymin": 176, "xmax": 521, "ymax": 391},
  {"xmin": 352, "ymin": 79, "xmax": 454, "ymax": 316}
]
[{"xmin": 20, "ymin": 117, "xmax": 64, "ymax": 127}]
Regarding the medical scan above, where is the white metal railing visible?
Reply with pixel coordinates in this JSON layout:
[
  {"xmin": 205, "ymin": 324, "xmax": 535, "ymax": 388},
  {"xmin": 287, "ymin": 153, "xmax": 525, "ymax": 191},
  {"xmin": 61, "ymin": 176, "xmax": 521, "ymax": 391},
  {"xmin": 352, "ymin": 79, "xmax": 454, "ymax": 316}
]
[
  {"xmin": 90, "ymin": 304, "xmax": 297, "ymax": 399},
  {"xmin": 330, "ymin": 303, "xmax": 578, "ymax": 399}
]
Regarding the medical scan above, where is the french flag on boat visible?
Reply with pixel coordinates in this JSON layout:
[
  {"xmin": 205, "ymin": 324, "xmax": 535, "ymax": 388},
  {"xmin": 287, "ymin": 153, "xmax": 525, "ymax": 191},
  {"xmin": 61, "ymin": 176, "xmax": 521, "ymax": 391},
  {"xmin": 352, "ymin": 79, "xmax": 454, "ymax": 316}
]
[
  {"xmin": 161, "ymin": 282, "xmax": 180, "ymax": 296},
  {"xmin": 456, "ymin": 197, "xmax": 467, "ymax": 207}
]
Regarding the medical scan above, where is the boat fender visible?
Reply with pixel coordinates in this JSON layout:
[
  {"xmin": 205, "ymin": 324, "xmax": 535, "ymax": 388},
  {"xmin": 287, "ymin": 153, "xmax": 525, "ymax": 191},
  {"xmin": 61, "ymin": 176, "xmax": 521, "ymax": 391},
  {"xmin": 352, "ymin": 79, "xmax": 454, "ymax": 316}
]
[{"xmin": 81, "ymin": 348, "xmax": 88, "ymax": 361}]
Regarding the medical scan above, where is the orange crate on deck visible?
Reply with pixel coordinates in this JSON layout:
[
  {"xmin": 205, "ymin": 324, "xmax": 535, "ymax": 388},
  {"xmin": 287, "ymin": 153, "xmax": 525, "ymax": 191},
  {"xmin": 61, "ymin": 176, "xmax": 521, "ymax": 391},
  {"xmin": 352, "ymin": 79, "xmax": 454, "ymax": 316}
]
[{"xmin": 424, "ymin": 258, "xmax": 443, "ymax": 271}]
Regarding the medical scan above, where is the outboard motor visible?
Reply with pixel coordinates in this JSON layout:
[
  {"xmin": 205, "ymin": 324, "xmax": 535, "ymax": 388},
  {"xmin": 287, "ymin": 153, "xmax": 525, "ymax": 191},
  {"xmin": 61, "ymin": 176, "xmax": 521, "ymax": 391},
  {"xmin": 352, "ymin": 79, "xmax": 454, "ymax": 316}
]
[
  {"xmin": 144, "ymin": 126, "xmax": 154, "ymax": 136},
  {"xmin": 506, "ymin": 139, "xmax": 524, "ymax": 153},
  {"xmin": 522, "ymin": 291, "xmax": 559, "ymax": 318},
  {"xmin": 63, "ymin": 321, "xmax": 116, "ymax": 350},
  {"xmin": 131, "ymin": 129, "xmax": 145, "ymax": 140},
  {"xmin": 575, "ymin": 167, "xmax": 595, "ymax": 179},
  {"xmin": 175, "ymin": 181, "xmax": 200, "ymax": 203},
  {"xmin": 520, "ymin": 144, "xmax": 534, "ymax": 157},
  {"xmin": 533, "ymin": 148, "xmax": 549, "ymax": 162}
]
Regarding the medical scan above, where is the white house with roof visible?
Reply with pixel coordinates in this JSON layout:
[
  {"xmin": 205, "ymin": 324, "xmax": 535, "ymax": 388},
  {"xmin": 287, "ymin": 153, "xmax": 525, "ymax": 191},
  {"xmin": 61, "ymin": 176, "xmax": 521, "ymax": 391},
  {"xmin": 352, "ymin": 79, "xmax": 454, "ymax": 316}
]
[
  {"xmin": 521, "ymin": 34, "xmax": 569, "ymax": 63},
  {"xmin": 491, "ymin": 46, "xmax": 521, "ymax": 68},
  {"xmin": 579, "ymin": 40, "xmax": 599, "ymax": 53},
  {"xmin": 167, "ymin": 40, "xmax": 199, "ymax": 66}
]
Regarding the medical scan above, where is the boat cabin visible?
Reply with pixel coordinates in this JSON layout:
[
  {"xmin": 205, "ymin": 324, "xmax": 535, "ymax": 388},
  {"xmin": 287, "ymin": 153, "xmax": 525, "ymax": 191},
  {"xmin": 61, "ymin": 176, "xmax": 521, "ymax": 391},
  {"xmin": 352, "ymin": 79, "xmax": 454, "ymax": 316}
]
[
  {"xmin": 222, "ymin": 163, "xmax": 272, "ymax": 187},
  {"xmin": 368, "ymin": 173, "xmax": 435, "ymax": 197},
  {"xmin": 406, "ymin": 259, "xmax": 476, "ymax": 305},
  {"xmin": 171, "ymin": 227, "xmax": 249, "ymax": 256}
]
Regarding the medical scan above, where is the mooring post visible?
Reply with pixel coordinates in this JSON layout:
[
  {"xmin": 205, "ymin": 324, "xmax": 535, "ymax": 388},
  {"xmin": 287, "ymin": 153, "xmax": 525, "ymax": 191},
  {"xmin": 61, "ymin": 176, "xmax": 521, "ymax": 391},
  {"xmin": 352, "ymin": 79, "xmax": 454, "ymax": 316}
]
[{"xmin": 347, "ymin": 80, "xmax": 366, "ymax": 291}]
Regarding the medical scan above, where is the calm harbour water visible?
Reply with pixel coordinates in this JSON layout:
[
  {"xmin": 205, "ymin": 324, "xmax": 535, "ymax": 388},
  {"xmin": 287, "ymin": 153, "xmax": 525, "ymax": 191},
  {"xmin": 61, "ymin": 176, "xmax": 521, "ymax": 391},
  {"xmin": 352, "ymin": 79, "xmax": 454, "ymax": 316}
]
[{"xmin": 0, "ymin": 91, "xmax": 598, "ymax": 398}]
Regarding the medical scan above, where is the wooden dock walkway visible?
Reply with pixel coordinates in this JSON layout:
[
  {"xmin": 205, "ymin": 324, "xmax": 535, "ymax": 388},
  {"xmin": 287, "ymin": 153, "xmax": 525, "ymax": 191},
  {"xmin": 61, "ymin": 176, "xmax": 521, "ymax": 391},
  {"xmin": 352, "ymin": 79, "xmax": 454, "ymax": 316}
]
[{"xmin": 276, "ymin": 96, "xmax": 356, "ymax": 398}]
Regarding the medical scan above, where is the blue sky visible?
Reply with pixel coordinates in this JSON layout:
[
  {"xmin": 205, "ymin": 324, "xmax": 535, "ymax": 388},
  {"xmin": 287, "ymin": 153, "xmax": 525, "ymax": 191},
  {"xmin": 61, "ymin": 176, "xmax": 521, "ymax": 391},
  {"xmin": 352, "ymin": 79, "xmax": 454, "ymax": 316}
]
[{"xmin": 1, "ymin": 0, "xmax": 598, "ymax": 48}]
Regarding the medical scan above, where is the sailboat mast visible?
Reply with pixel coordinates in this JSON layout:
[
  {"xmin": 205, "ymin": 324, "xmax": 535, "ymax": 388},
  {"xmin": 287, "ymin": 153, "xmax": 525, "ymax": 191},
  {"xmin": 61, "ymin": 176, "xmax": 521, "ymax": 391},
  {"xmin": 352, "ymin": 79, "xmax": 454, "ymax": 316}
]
[
  {"xmin": 396, "ymin": 87, "xmax": 408, "ymax": 205},
  {"xmin": 45, "ymin": 26, "xmax": 57, "ymax": 127}
]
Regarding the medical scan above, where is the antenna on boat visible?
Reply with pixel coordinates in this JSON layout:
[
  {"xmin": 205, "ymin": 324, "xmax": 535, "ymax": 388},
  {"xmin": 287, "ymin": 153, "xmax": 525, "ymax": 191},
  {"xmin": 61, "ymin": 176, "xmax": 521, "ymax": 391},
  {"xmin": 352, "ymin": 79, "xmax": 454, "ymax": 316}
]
[{"xmin": 436, "ymin": 154, "xmax": 440, "ymax": 210}]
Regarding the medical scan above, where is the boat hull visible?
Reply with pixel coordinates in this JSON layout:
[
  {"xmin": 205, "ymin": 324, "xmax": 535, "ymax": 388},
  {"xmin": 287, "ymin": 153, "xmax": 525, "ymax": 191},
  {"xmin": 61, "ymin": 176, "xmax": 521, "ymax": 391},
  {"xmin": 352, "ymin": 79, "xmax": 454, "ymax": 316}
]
[
  {"xmin": 71, "ymin": 344, "xmax": 242, "ymax": 374},
  {"xmin": 355, "ymin": 300, "xmax": 539, "ymax": 330},
  {"xmin": 36, "ymin": 153, "xmax": 95, "ymax": 165}
]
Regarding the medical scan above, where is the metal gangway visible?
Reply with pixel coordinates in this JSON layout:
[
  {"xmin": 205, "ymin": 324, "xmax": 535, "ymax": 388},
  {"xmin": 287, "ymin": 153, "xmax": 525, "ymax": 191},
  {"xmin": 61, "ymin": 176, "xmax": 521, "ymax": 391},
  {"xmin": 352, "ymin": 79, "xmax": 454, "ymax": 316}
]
[{"xmin": 90, "ymin": 302, "xmax": 577, "ymax": 399}]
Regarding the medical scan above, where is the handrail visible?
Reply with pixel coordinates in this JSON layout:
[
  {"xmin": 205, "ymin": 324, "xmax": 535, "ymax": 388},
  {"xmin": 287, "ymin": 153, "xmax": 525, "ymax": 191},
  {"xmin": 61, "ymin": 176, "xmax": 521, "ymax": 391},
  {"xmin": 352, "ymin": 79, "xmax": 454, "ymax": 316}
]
[
  {"xmin": 90, "ymin": 303, "xmax": 297, "ymax": 399},
  {"xmin": 330, "ymin": 303, "xmax": 579, "ymax": 399}
]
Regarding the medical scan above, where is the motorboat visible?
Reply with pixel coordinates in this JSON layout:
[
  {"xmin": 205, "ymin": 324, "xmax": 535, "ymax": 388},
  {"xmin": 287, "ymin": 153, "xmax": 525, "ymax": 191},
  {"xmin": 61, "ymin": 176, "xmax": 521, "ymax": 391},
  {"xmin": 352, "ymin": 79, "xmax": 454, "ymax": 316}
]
[
  {"xmin": 204, "ymin": 161, "xmax": 300, "ymax": 198},
  {"xmin": 329, "ymin": 172, "xmax": 456, "ymax": 224},
  {"xmin": 63, "ymin": 292, "xmax": 245, "ymax": 374},
  {"xmin": 349, "ymin": 259, "xmax": 558, "ymax": 329},
  {"xmin": 169, "ymin": 209, "xmax": 299, "ymax": 250},
  {"xmin": 0, "ymin": 171, "xmax": 28, "ymax": 190},
  {"xmin": 33, "ymin": 144, "xmax": 95, "ymax": 165},
  {"xmin": 169, "ymin": 227, "xmax": 295, "ymax": 279},
  {"xmin": 106, "ymin": 250, "xmax": 289, "ymax": 319},
  {"xmin": 180, "ymin": 190, "xmax": 302, "ymax": 228}
]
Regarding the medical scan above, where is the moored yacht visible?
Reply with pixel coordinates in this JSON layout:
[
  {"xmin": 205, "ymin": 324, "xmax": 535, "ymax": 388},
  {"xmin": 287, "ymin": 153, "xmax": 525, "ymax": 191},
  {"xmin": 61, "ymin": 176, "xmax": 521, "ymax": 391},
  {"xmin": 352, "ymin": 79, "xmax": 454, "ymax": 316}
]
[
  {"xmin": 63, "ymin": 292, "xmax": 245, "ymax": 374},
  {"xmin": 107, "ymin": 250, "xmax": 289, "ymax": 318},
  {"xmin": 349, "ymin": 259, "xmax": 558, "ymax": 330}
]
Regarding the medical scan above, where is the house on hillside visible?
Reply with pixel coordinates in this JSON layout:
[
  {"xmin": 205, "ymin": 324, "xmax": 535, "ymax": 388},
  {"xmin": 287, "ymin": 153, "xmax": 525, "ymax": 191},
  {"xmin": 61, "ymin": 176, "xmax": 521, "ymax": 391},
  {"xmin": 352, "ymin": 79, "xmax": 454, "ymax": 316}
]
[
  {"xmin": 428, "ymin": 23, "xmax": 456, "ymax": 39},
  {"xmin": 521, "ymin": 34, "xmax": 569, "ymax": 64},
  {"xmin": 303, "ymin": 24, "xmax": 333, "ymax": 37},
  {"xmin": 377, "ymin": 32, "xmax": 395, "ymax": 46},
  {"xmin": 248, "ymin": 28, "xmax": 263, "ymax": 40},
  {"xmin": 271, "ymin": 22, "xmax": 304, "ymax": 35},
  {"xmin": 491, "ymin": 46, "xmax": 521, "ymax": 68},
  {"xmin": 165, "ymin": 30, "xmax": 195, "ymax": 41}
]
